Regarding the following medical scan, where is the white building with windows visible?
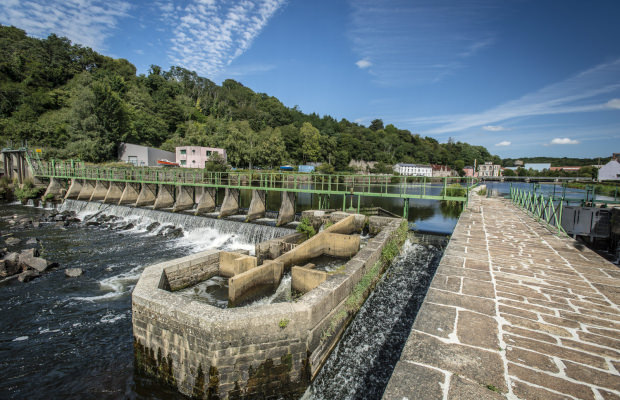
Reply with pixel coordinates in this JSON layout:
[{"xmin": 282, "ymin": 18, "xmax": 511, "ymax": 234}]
[
  {"xmin": 393, "ymin": 163, "xmax": 433, "ymax": 177},
  {"xmin": 478, "ymin": 161, "xmax": 501, "ymax": 177}
]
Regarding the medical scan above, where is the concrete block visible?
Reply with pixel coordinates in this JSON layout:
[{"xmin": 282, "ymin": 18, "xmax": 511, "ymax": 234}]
[
  {"xmin": 195, "ymin": 187, "xmax": 216, "ymax": 214},
  {"xmin": 246, "ymin": 189, "xmax": 266, "ymax": 221},
  {"xmin": 219, "ymin": 188, "xmax": 239, "ymax": 217},
  {"xmin": 89, "ymin": 180, "xmax": 109, "ymax": 201},
  {"xmin": 64, "ymin": 179, "xmax": 83, "ymax": 199},
  {"xmin": 136, "ymin": 183, "xmax": 156, "ymax": 207},
  {"xmin": 172, "ymin": 186, "xmax": 194, "ymax": 212},
  {"xmin": 119, "ymin": 183, "xmax": 140, "ymax": 205},
  {"xmin": 276, "ymin": 191, "xmax": 295, "ymax": 226},
  {"xmin": 103, "ymin": 182, "xmax": 123, "ymax": 203},
  {"xmin": 42, "ymin": 177, "xmax": 63, "ymax": 200},
  {"xmin": 77, "ymin": 180, "xmax": 95, "ymax": 200},
  {"xmin": 292, "ymin": 266, "xmax": 328, "ymax": 293},
  {"xmin": 154, "ymin": 184, "xmax": 174, "ymax": 209}
]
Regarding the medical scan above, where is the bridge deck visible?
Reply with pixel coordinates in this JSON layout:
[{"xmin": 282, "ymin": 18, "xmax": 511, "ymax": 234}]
[{"xmin": 383, "ymin": 191, "xmax": 620, "ymax": 399}]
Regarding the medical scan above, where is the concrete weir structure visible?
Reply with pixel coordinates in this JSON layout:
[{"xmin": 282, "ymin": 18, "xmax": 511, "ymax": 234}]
[{"xmin": 132, "ymin": 212, "xmax": 407, "ymax": 398}]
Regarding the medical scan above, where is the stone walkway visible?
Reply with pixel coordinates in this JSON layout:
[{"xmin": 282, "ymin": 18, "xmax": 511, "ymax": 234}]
[{"xmin": 383, "ymin": 192, "xmax": 620, "ymax": 400}]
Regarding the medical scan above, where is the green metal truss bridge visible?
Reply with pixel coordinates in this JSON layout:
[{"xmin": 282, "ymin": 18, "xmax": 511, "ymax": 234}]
[{"xmin": 19, "ymin": 152, "xmax": 476, "ymax": 218}]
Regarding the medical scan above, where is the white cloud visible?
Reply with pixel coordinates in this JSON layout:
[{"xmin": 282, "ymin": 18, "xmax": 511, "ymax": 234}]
[
  {"xmin": 356, "ymin": 59, "xmax": 372, "ymax": 69},
  {"xmin": 495, "ymin": 141, "xmax": 511, "ymax": 146},
  {"xmin": 0, "ymin": 0, "xmax": 131, "ymax": 50},
  {"xmin": 403, "ymin": 58, "xmax": 620, "ymax": 135},
  {"xmin": 483, "ymin": 125, "xmax": 507, "ymax": 132},
  {"xmin": 165, "ymin": 0, "xmax": 286, "ymax": 77},
  {"xmin": 607, "ymin": 98, "xmax": 620, "ymax": 109},
  {"xmin": 550, "ymin": 138, "xmax": 579, "ymax": 145}
]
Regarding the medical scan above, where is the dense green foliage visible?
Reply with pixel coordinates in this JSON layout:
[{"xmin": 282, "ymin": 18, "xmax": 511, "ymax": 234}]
[
  {"xmin": 296, "ymin": 216, "xmax": 316, "ymax": 238},
  {"xmin": 502, "ymin": 157, "xmax": 610, "ymax": 167},
  {"xmin": 1, "ymin": 25, "xmax": 499, "ymax": 169},
  {"xmin": 13, "ymin": 178, "xmax": 44, "ymax": 202}
]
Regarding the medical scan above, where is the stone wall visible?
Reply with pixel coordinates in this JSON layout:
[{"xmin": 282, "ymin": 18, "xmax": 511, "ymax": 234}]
[{"xmin": 132, "ymin": 213, "xmax": 407, "ymax": 399}]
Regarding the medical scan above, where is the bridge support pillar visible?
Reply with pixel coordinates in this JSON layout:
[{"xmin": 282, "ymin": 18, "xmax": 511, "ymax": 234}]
[
  {"xmin": 42, "ymin": 177, "xmax": 64, "ymax": 201},
  {"xmin": 65, "ymin": 179, "xmax": 83, "ymax": 200},
  {"xmin": 173, "ymin": 186, "xmax": 194, "ymax": 212},
  {"xmin": 90, "ymin": 180, "xmax": 109, "ymax": 201},
  {"xmin": 195, "ymin": 187, "xmax": 216, "ymax": 215},
  {"xmin": 154, "ymin": 184, "xmax": 174, "ymax": 209},
  {"xmin": 119, "ymin": 183, "xmax": 140, "ymax": 205},
  {"xmin": 103, "ymin": 182, "xmax": 123, "ymax": 204},
  {"xmin": 276, "ymin": 191, "xmax": 295, "ymax": 226},
  {"xmin": 136, "ymin": 183, "xmax": 156, "ymax": 207},
  {"xmin": 219, "ymin": 188, "xmax": 239, "ymax": 218},
  {"xmin": 77, "ymin": 180, "xmax": 95, "ymax": 200},
  {"xmin": 246, "ymin": 190, "xmax": 266, "ymax": 221}
]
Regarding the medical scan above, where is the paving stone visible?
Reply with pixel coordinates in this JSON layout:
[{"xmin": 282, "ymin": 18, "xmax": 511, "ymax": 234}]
[
  {"xmin": 505, "ymin": 346, "xmax": 559, "ymax": 373},
  {"xmin": 461, "ymin": 278, "xmax": 495, "ymax": 298},
  {"xmin": 463, "ymin": 259, "xmax": 490, "ymax": 271},
  {"xmin": 381, "ymin": 361, "xmax": 444, "ymax": 400},
  {"xmin": 511, "ymin": 379, "xmax": 572, "ymax": 400},
  {"xmin": 425, "ymin": 288, "xmax": 496, "ymax": 316},
  {"xmin": 430, "ymin": 274, "xmax": 462, "ymax": 292},
  {"xmin": 507, "ymin": 363, "xmax": 595, "ymax": 400},
  {"xmin": 502, "ymin": 314, "xmax": 572, "ymax": 338},
  {"xmin": 413, "ymin": 302, "xmax": 456, "ymax": 339},
  {"xmin": 499, "ymin": 305, "xmax": 538, "ymax": 320},
  {"xmin": 502, "ymin": 325, "xmax": 557, "ymax": 343},
  {"xmin": 563, "ymin": 361, "xmax": 620, "ymax": 392},
  {"xmin": 456, "ymin": 310, "xmax": 499, "ymax": 350},
  {"xmin": 503, "ymin": 334, "xmax": 607, "ymax": 369},
  {"xmin": 599, "ymin": 389, "xmax": 620, "ymax": 400},
  {"xmin": 577, "ymin": 331, "xmax": 620, "ymax": 351},
  {"xmin": 559, "ymin": 311, "xmax": 620, "ymax": 330},
  {"xmin": 447, "ymin": 374, "xmax": 505, "ymax": 399},
  {"xmin": 561, "ymin": 338, "xmax": 620, "ymax": 359},
  {"xmin": 400, "ymin": 331, "xmax": 506, "ymax": 392}
]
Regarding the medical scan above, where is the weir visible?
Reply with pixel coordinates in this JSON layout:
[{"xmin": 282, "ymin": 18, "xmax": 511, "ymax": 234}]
[{"xmin": 132, "ymin": 210, "xmax": 408, "ymax": 398}]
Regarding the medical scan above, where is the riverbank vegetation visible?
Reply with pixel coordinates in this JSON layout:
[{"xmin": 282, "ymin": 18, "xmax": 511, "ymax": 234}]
[{"xmin": 1, "ymin": 25, "xmax": 497, "ymax": 172}]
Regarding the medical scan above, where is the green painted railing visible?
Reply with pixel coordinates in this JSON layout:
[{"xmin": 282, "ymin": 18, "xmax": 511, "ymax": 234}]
[
  {"xmin": 510, "ymin": 186, "xmax": 567, "ymax": 235},
  {"xmin": 33, "ymin": 160, "xmax": 477, "ymax": 209}
]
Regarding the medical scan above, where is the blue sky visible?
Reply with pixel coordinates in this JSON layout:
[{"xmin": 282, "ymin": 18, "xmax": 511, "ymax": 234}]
[{"xmin": 2, "ymin": 0, "xmax": 620, "ymax": 159}]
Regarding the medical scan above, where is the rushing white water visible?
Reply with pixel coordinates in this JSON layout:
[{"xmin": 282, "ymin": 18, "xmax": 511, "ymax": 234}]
[
  {"xmin": 305, "ymin": 237, "xmax": 445, "ymax": 399},
  {"xmin": 60, "ymin": 199, "xmax": 293, "ymax": 245}
]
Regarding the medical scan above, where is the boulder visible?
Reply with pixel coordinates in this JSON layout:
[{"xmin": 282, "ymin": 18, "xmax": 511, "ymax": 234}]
[
  {"xmin": 20, "ymin": 248, "xmax": 40, "ymax": 258},
  {"xmin": 5, "ymin": 237, "xmax": 21, "ymax": 247},
  {"xmin": 18, "ymin": 270, "xmax": 40, "ymax": 282},
  {"xmin": 1, "ymin": 253, "xmax": 20, "ymax": 277},
  {"xmin": 25, "ymin": 238, "xmax": 38, "ymax": 245},
  {"xmin": 64, "ymin": 268, "xmax": 83, "ymax": 277},
  {"xmin": 19, "ymin": 255, "xmax": 49, "ymax": 273}
]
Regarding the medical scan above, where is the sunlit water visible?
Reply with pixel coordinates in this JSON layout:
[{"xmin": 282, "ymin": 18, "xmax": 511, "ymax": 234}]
[{"xmin": 1, "ymin": 200, "xmax": 447, "ymax": 399}]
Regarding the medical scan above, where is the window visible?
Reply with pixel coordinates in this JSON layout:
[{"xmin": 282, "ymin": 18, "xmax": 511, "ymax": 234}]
[
  {"xmin": 192, "ymin": 149, "xmax": 196, "ymax": 154},
  {"xmin": 128, "ymin": 156, "xmax": 138, "ymax": 166},
  {"xmin": 207, "ymin": 150, "xmax": 212, "ymax": 156},
  {"xmin": 192, "ymin": 160, "xmax": 196, "ymax": 163},
  {"xmin": 180, "ymin": 149, "xmax": 186, "ymax": 155},
  {"xmin": 180, "ymin": 160, "xmax": 186, "ymax": 166}
]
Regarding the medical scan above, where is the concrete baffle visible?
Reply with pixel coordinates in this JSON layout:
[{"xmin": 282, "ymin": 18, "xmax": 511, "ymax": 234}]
[
  {"xmin": 291, "ymin": 266, "xmax": 327, "ymax": 294},
  {"xmin": 77, "ymin": 180, "xmax": 95, "ymax": 200},
  {"xmin": 89, "ymin": 180, "xmax": 109, "ymax": 202},
  {"xmin": 276, "ymin": 191, "xmax": 295, "ymax": 226},
  {"xmin": 246, "ymin": 190, "xmax": 266, "ymax": 221},
  {"xmin": 219, "ymin": 188, "xmax": 239, "ymax": 218},
  {"xmin": 172, "ymin": 186, "xmax": 194, "ymax": 212},
  {"xmin": 228, "ymin": 260, "xmax": 283, "ymax": 306},
  {"xmin": 64, "ymin": 179, "xmax": 83, "ymax": 200},
  {"xmin": 119, "ymin": 183, "xmax": 140, "ymax": 205},
  {"xmin": 195, "ymin": 187, "xmax": 216, "ymax": 215},
  {"xmin": 42, "ymin": 177, "xmax": 63, "ymax": 200},
  {"xmin": 135, "ymin": 183, "xmax": 157, "ymax": 207},
  {"xmin": 153, "ymin": 184, "xmax": 174, "ymax": 209},
  {"xmin": 103, "ymin": 182, "xmax": 124, "ymax": 204}
]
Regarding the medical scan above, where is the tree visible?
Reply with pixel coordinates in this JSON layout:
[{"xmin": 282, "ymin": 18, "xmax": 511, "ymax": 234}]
[
  {"xmin": 300, "ymin": 122, "xmax": 320, "ymax": 163},
  {"xmin": 369, "ymin": 119, "xmax": 384, "ymax": 131}
]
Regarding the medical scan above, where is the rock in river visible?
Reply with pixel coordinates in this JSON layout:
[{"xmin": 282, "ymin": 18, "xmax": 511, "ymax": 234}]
[{"xmin": 64, "ymin": 268, "xmax": 83, "ymax": 277}]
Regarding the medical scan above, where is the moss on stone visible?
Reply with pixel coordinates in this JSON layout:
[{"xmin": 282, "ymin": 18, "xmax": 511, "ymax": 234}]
[{"xmin": 133, "ymin": 339, "xmax": 176, "ymax": 391}]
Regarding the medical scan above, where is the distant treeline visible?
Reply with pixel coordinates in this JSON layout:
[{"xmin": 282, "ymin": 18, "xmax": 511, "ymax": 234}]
[
  {"xmin": 0, "ymin": 25, "xmax": 500, "ymax": 171},
  {"xmin": 502, "ymin": 157, "xmax": 610, "ymax": 168}
]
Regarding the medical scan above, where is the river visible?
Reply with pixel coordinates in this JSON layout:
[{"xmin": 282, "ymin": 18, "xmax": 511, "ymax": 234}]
[{"xmin": 0, "ymin": 199, "xmax": 451, "ymax": 399}]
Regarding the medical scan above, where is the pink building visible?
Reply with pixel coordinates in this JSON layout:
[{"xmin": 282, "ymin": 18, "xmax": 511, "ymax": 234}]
[
  {"xmin": 463, "ymin": 166, "xmax": 476, "ymax": 177},
  {"xmin": 176, "ymin": 146, "xmax": 227, "ymax": 168}
]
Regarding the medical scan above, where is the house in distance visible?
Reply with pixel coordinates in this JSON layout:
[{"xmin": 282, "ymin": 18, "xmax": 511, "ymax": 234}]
[{"xmin": 176, "ymin": 146, "xmax": 227, "ymax": 168}]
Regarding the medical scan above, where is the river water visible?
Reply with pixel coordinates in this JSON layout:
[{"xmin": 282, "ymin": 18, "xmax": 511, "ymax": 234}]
[{"xmin": 0, "ymin": 200, "xmax": 450, "ymax": 399}]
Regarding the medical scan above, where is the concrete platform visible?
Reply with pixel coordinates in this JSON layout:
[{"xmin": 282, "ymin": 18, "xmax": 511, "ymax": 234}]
[{"xmin": 384, "ymin": 191, "xmax": 620, "ymax": 400}]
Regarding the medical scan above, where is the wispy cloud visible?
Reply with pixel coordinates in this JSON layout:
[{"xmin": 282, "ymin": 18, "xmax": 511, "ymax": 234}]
[
  {"xmin": 550, "ymin": 138, "xmax": 579, "ymax": 145},
  {"xmin": 356, "ymin": 59, "xmax": 372, "ymax": 69},
  {"xmin": 495, "ymin": 140, "xmax": 511, "ymax": 146},
  {"xmin": 0, "ymin": 0, "xmax": 131, "ymax": 50},
  {"xmin": 607, "ymin": 98, "xmax": 620, "ymax": 109},
  {"xmin": 348, "ymin": 0, "xmax": 499, "ymax": 85},
  {"xmin": 483, "ymin": 125, "xmax": 508, "ymax": 132},
  {"xmin": 164, "ymin": 0, "xmax": 286, "ymax": 77},
  {"xmin": 405, "ymin": 58, "xmax": 620, "ymax": 134}
]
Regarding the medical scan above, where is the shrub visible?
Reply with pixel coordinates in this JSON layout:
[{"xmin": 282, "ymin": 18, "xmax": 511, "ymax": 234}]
[
  {"xmin": 296, "ymin": 216, "xmax": 316, "ymax": 238},
  {"xmin": 14, "ymin": 179, "xmax": 44, "ymax": 203}
]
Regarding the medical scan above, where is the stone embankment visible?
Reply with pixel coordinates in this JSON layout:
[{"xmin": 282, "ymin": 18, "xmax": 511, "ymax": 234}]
[{"xmin": 383, "ymin": 189, "xmax": 620, "ymax": 399}]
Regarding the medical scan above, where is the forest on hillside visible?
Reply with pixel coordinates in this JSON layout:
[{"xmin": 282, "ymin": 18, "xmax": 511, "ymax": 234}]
[{"xmin": 1, "ymin": 25, "xmax": 500, "ymax": 171}]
